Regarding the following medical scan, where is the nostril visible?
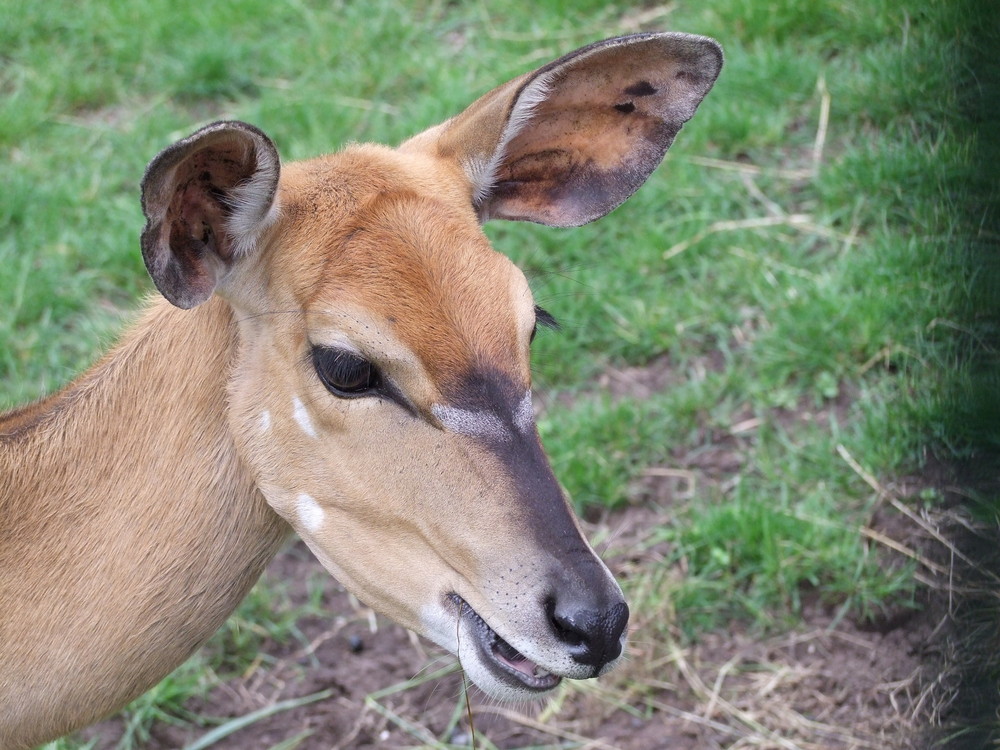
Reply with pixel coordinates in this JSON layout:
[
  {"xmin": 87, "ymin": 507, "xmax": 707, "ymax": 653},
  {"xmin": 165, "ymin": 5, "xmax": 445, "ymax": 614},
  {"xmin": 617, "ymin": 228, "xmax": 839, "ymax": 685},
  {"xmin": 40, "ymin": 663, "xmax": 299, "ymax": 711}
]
[
  {"xmin": 547, "ymin": 597, "xmax": 629, "ymax": 670},
  {"xmin": 549, "ymin": 604, "xmax": 588, "ymax": 648}
]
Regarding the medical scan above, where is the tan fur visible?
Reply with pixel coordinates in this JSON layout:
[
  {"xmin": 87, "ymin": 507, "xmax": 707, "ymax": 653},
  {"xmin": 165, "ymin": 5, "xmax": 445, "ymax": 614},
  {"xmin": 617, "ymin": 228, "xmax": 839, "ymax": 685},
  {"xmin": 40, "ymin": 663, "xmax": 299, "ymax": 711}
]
[
  {"xmin": 0, "ymin": 300, "xmax": 289, "ymax": 747},
  {"xmin": 0, "ymin": 33, "xmax": 721, "ymax": 748}
]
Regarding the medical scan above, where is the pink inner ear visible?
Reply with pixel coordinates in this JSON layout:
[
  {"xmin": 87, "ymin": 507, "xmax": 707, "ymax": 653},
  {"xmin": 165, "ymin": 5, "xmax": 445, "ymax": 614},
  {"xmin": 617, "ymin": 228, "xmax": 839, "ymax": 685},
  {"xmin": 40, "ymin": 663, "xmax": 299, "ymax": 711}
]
[
  {"xmin": 140, "ymin": 122, "xmax": 280, "ymax": 309},
  {"xmin": 479, "ymin": 34, "xmax": 722, "ymax": 227},
  {"xmin": 166, "ymin": 148, "xmax": 245, "ymax": 261}
]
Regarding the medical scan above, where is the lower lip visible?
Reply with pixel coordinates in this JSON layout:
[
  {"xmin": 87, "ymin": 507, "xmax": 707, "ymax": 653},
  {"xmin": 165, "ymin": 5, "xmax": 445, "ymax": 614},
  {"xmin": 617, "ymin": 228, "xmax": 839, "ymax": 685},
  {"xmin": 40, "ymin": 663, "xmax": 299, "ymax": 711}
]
[{"xmin": 448, "ymin": 593, "xmax": 562, "ymax": 692}]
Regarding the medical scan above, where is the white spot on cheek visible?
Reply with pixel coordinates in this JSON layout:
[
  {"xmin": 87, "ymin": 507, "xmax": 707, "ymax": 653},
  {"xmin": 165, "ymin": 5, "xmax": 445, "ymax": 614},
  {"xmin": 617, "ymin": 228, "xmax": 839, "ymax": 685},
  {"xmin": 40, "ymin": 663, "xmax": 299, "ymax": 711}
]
[
  {"xmin": 259, "ymin": 410, "xmax": 271, "ymax": 432},
  {"xmin": 432, "ymin": 404, "xmax": 511, "ymax": 441},
  {"xmin": 292, "ymin": 396, "xmax": 316, "ymax": 438},
  {"xmin": 297, "ymin": 493, "xmax": 324, "ymax": 533},
  {"xmin": 513, "ymin": 390, "xmax": 534, "ymax": 433}
]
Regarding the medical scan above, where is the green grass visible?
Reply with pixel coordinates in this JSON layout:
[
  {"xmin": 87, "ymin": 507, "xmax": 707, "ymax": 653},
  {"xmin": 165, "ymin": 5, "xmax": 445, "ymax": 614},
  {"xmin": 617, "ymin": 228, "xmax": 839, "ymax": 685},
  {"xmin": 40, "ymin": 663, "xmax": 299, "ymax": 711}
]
[{"xmin": 1, "ymin": 0, "xmax": 976, "ymax": 746}]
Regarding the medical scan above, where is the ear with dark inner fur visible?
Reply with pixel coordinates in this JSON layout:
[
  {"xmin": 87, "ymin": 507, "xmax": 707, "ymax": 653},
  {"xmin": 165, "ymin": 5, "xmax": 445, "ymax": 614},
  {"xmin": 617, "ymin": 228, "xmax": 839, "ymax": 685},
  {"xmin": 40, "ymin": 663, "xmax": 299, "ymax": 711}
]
[
  {"xmin": 140, "ymin": 121, "xmax": 280, "ymax": 309},
  {"xmin": 401, "ymin": 32, "xmax": 723, "ymax": 227}
]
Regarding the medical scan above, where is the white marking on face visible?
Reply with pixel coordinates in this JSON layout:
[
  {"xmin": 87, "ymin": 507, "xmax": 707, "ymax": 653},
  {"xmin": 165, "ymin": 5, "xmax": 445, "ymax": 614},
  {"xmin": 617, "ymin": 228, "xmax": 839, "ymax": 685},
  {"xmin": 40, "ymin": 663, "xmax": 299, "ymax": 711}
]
[
  {"xmin": 513, "ymin": 390, "xmax": 534, "ymax": 433},
  {"xmin": 297, "ymin": 493, "xmax": 324, "ymax": 533},
  {"xmin": 259, "ymin": 410, "xmax": 271, "ymax": 433},
  {"xmin": 432, "ymin": 404, "xmax": 511, "ymax": 442},
  {"xmin": 291, "ymin": 396, "xmax": 317, "ymax": 438}
]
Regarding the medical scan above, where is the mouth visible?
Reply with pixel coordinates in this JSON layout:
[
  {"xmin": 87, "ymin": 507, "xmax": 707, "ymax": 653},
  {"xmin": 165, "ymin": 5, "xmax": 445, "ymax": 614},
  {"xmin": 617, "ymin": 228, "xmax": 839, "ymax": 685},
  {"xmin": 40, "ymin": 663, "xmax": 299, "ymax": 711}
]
[{"xmin": 448, "ymin": 593, "xmax": 562, "ymax": 693}]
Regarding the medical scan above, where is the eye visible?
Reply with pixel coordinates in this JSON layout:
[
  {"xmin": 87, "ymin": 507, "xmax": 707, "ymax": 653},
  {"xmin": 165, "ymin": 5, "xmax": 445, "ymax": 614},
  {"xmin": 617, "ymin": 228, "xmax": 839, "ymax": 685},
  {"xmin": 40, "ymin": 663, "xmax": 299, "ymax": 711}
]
[{"xmin": 311, "ymin": 346, "xmax": 380, "ymax": 397}]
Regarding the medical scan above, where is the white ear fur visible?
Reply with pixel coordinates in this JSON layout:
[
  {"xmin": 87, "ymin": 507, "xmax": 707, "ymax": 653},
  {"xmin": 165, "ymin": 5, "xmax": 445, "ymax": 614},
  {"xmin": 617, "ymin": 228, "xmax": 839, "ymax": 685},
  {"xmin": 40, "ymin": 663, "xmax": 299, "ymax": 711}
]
[
  {"xmin": 225, "ymin": 137, "xmax": 282, "ymax": 257},
  {"xmin": 465, "ymin": 72, "xmax": 555, "ymax": 210}
]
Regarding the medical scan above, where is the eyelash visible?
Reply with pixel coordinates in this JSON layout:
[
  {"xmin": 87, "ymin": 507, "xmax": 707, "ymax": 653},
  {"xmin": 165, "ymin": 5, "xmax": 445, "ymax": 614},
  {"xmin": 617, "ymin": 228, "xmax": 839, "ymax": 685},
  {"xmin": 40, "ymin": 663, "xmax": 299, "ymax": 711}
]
[{"xmin": 532, "ymin": 305, "xmax": 559, "ymax": 342}]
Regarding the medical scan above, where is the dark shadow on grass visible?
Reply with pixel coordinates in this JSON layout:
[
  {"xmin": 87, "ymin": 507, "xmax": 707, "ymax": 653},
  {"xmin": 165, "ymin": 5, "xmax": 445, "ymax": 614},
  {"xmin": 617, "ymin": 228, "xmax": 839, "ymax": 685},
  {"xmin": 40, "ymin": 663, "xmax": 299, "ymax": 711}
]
[{"xmin": 928, "ymin": 0, "xmax": 1000, "ymax": 745}]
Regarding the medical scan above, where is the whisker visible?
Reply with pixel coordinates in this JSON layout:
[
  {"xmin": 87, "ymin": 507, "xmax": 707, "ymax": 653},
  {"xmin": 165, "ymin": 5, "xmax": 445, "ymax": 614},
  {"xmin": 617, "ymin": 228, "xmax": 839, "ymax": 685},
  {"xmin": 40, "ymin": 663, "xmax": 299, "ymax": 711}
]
[{"xmin": 232, "ymin": 308, "xmax": 305, "ymax": 325}]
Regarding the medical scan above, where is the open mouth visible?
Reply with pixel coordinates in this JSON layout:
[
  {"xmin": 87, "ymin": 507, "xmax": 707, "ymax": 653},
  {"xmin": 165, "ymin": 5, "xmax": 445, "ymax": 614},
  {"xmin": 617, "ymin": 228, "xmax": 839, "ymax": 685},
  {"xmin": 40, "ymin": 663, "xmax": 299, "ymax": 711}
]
[{"xmin": 448, "ymin": 593, "xmax": 562, "ymax": 692}]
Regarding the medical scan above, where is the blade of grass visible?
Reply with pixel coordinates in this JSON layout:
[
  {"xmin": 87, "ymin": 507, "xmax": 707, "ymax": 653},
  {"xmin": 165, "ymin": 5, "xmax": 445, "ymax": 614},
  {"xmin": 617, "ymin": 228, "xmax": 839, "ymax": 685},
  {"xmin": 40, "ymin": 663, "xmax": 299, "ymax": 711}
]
[{"xmin": 182, "ymin": 690, "xmax": 332, "ymax": 750}]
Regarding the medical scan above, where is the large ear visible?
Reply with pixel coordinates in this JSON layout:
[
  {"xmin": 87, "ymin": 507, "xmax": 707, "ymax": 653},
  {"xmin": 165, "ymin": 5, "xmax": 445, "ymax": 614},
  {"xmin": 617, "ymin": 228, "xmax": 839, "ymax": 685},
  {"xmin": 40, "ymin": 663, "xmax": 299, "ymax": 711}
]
[
  {"xmin": 140, "ymin": 121, "xmax": 280, "ymax": 309},
  {"xmin": 400, "ymin": 33, "xmax": 722, "ymax": 227}
]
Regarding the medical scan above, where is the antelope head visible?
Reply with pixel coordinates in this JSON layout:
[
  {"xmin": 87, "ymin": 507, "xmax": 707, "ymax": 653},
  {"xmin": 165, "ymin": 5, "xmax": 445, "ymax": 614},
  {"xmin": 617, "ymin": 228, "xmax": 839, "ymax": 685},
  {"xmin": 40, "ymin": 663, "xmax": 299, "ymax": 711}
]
[{"xmin": 139, "ymin": 33, "xmax": 722, "ymax": 700}]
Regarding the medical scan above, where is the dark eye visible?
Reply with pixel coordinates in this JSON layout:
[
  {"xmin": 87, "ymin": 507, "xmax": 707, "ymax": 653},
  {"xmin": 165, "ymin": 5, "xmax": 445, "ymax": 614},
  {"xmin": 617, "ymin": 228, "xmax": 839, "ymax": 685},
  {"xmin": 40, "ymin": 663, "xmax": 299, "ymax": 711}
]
[{"xmin": 311, "ymin": 346, "xmax": 380, "ymax": 396}]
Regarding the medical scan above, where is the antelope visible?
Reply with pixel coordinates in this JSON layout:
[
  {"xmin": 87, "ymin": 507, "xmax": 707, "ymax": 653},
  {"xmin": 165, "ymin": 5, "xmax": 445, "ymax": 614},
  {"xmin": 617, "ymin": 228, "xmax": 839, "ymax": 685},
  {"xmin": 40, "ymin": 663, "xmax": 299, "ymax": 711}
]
[{"xmin": 0, "ymin": 32, "xmax": 721, "ymax": 748}]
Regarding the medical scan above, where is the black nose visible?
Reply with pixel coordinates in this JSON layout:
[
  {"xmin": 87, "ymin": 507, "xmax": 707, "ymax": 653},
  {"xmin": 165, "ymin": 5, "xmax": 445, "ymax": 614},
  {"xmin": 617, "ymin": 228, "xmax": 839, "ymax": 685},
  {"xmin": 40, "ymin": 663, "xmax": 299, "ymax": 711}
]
[{"xmin": 548, "ymin": 597, "xmax": 629, "ymax": 671}]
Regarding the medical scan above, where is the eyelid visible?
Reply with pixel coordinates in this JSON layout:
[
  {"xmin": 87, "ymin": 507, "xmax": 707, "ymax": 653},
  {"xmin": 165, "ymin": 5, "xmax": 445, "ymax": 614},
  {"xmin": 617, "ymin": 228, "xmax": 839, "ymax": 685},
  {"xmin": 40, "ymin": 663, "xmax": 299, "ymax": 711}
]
[{"xmin": 310, "ymin": 335, "xmax": 364, "ymax": 356}]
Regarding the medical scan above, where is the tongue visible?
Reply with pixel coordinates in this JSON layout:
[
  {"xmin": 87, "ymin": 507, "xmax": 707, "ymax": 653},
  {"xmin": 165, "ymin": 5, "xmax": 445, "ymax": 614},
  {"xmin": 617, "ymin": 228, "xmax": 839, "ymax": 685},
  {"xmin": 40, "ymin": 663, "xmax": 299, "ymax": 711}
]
[{"xmin": 493, "ymin": 638, "xmax": 544, "ymax": 677}]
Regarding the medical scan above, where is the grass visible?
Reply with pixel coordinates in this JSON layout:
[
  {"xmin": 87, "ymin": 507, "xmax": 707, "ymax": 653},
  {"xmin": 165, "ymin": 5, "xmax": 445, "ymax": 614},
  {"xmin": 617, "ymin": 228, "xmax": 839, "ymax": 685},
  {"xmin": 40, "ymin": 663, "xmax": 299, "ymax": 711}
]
[{"xmin": 0, "ymin": 0, "xmax": 985, "ymax": 747}]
